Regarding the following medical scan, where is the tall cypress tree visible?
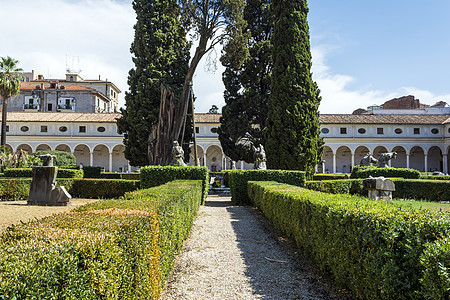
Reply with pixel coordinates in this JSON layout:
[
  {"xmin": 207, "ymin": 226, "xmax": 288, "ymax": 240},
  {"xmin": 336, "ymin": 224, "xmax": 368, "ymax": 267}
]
[
  {"xmin": 117, "ymin": 0, "xmax": 190, "ymax": 166},
  {"xmin": 265, "ymin": 0, "xmax": 323, "ymax": 176},
  {"xmin": 218, "ymin": 0, "xmax": 273, "ymax": 163}
]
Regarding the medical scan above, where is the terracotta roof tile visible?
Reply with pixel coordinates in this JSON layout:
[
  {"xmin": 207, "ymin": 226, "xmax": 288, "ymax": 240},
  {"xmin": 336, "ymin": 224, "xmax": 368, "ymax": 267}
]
[
  {"xmin": 2, "ymin": 112, "xmax": 121, "ymax": 123},
  {"xmin": 20, "ymin": 84, "xmax": 96, "ymax": 92},
  {"xmin": 319, "ymin": 114, "xmax": 450, "ymax": 125},
  {"xmin": 194, "ymin": 113, "xmax": 221, "ymax": 123}
]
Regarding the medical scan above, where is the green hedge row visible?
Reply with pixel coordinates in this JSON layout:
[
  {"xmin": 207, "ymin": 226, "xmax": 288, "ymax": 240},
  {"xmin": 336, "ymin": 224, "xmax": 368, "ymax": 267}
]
[
  {"xmin": 420, "ymin": 175, "xmax": 450, "ymax": 180},
  {"xmin": 248, "ymin": 181, "xmax": 450, "ymax": 299},
  {"xmin": 350, "ymin": 166, "xmax": 421, "ymax": 179},
  {"xmin": 100, "ymin": 172, "xmax": 140, "ymax": 180},
  {"xmin": 140, "ymin": 166, "xmax": 209, "ymax": 203},
  {"xmin": 306, "ymin": 179, "xmax": 450, "ymax": 201},
  {"xmin": 4, "ymin": 168, "xmax": 83, "ymax": 178},
  {"xmin": 228, "ymin": 170, "xmax": 305, "ymax": 205},
  {"xmin": 0, "ymin": 180, "xmax": 203, "ymax": 299},
  {"xmin": 82, "ymin": 166, "xmax": 102, "ymax": 178},
  {"xmin": 0, "ymin": 178, "xmax": 140, "ymax": 200},
  {"xmin": 312, "ymin": 173, "xmax": 349, "ymax": 181}
]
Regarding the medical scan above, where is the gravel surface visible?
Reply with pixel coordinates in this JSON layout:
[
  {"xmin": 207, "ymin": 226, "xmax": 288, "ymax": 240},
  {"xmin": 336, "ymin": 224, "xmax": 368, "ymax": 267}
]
[{"xmin": 163, "ymin": 195, "xmax": 342, "ymax": 299}]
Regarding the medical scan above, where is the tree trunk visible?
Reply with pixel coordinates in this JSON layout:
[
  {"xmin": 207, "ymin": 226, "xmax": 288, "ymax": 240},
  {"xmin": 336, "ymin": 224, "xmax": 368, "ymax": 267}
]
[{"xmin": 1, "ymin": 98, "xmax": 8, "ymax": 147}]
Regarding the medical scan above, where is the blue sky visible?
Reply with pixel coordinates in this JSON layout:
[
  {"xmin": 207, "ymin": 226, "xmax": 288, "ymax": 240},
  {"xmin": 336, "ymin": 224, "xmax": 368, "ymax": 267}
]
[{"xmin": 1, "ymin": 0, "xmax": 449, "ymax": 113}]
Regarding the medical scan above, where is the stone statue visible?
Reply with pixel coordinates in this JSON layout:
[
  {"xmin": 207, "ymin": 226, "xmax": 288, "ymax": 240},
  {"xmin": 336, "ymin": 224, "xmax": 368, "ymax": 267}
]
[
  {"xmin": 253, "ymin": 145, "xmax": 267, "ymax": 170},
  {"xmin": 360, "ymin": 153, "xmax": 377, "ymax": 166},
  {"xmin": 170, "ymin": 141, "xmax": 186, "ymax": 166},
  {"xmin": 39, "ymin": 154, "xmax": 56, "ymax": 167},
  {"xmin": 363, "ymin": 176, "xmax": 395, "ymax": 201},
  {"xmin": 377, "ymin": 152, "xmax": 397, "ymax": 167}
]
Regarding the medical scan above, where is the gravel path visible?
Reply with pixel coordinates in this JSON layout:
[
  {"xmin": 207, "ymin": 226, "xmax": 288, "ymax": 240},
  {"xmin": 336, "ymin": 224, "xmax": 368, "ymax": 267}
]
[{"xmin": 162, "ymin": 195, "xmax": 341, "ymax": 299}]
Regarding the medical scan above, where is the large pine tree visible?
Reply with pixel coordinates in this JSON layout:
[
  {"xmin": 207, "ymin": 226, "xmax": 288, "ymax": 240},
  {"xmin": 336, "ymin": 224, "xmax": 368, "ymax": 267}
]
[
  {"xmin": 265, "ymin": 0, "xmax": 323, "ymax": 175},
  {"xmin": 218, "ymin": 0, "xmax": 273, "ymax": 163},
  {"xmin": 117, "ymin": 0, "xmax": 190, "ymax": 166}
]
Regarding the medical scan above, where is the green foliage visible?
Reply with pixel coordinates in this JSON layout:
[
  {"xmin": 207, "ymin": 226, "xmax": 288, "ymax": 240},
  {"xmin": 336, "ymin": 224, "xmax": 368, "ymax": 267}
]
[
  {"xmin": 83, "ymin": 166, "xmax": 102, "ymax": 178},
  {"xmin": 0, "ymin": 149, "xmax": 40, "ymax": 169},
  {"xmin": 218, "ymin": 0, "xmax": 272, "ymax": 163},
  {"xmin": 77, "ymin": 180, "xmax": 203, "ymax": 283},
  {"xmin": 265, "ymin": 0, "xmax": 323, "ymax": 176},
  {"xmin": 420, "ymin": 236, "xmax": 450, "ymax": 299},
  {"xmin": 420, "ymin": 174, "xmax": 450, "ymax": 180},
  {"xmin": 305, "ymin": 179, "xmax": 366, "ymax": 196},
  {"xmin": 116, "ymin": 0, "xmax": 190, "ymax": 167},
  {"xmin": 350, "ymin": 165, "xmax": 421, "ymax": 179},
  {"xmin": 140, "ymin": 166, "xmax": 209, "ymax": 203},
  {"xmin": 100, "ymin": 172, "xmax": 140, "ymax": 180},
  {"xmin": 312, "ymin": 173, "xmax": 350, "ymax": 180},
  {"xmin": 62, "ymin": 179, "xmax": 140, "ymax": 199},
  {"xmin": 34, "ymin": 150, "xmax": 77, "ymax": 167},
  {"xmin": 248, "ymin": 181, "xmax": 450, "ymax": 299},
  {"xmin": 393, "ymin": 179, "xmax": 450, "ymax": 201},
  {"xmin": 4, "ymin": 168, "xmax": 83, "ymax": 179},
  {"xmin": 228, "ymin": 169, "xmax": 305, "ymax": 205},
  {"xmin": 0, "ymin": 178, "xmax": 31, "ymax": 200}
]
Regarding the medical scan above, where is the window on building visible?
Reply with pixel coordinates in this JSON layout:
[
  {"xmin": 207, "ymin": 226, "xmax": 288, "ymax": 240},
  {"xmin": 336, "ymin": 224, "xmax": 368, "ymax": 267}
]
[
  {"xmin": 414, "ymin": 128, "xmax": 420, "ymax": 134},
  {"xmin": 448, "ymin": 128, "xmax": 450, "ymax": 134},
  {"xmin": 6, "ymin": 125, "xmax": 9, "ymax": 132},
  {"xmin": 41, "ymin": 126, "xmax": 48, "ymax": 133},
  {"xmin": 340, "ymin": 127, "xmax": 347, "ymax": 134},
  {"xmin": 20, "ymin": 126, "xmax": 29, "ymax": 132},
  {"xmin": 97, "ymin": 126, "xmax": 106, "ymax": 132},
  {"xmin": 431, "ymin": 128, "xmax": 439, "ymax": 134},
  {"xmin": 48, "ymin": 103, "xmax": 53, "ymax": 111},
  {"xmin": 321, "ymin": 128, "xmax": 329, "ymax": 134},
  {"xmin": 210, "ymin": 127, "xmax": 218, "ymax": 133},
  {"xmin": 59, "ymin": 126, "xmax": 68, "ymax": 132},
  {"xmin": 377, "ymin": 128, "xmax": 384, "ymax": 135},
  {"xmin": 195, "ymin": 127, "xmax": 199, "ymax": 134},
  {"xmin": 394, "ymin": 128, "xmax": 403, "ymax": 134},
  {"xmin": 79, "ymin": 126, "xmax": 86, "ymax": 133},
  {"xmin": 357, "ymin": 128, "xmax": 366, "ymax": 134},
  {"xmin": 70, "ymin": 76, "xmax": 73, "ymax": 82}
]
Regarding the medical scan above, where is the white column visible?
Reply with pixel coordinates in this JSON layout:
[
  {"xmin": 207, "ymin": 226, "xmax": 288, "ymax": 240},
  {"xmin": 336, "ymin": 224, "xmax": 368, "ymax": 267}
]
[
  {"xmin": 90, "ymin": 151, "xmax": 93, "ymax": 166},
  {"xmin": 109, "ymin": 152, "xmax": 113, "ymax": 172},
  {"xmin": 406, "ymin": 154, "xmax": 410, "ymax": 169},
  {"xmin": 128, "ymin": 162, "xmax": 131, "ymax": 173},
  {"xmin": 332, "ymin": 154, "xmax": 336, "ymax": 174},
  {"xmin": 443, "ymin": 154, "xmax": 448, "ymax": 174},
  {"xmin": 221, "ymin": 154, "xmax": 224, "ymax": 171},
  {"xmin": 240, "ymin": 161, "xmax": 244, "ymax": 170},
  {"xmin": 203, "ymin": 153, "xmax": 207, "ymax": 167},
  {"xmin": 315, "ymin": 164, "xmax": 318, "ymax": 173},
  {"xmin": 351, "ymin": 153, "xmax": 355, "ymax": 169},
  {"xmin": 424, "ymin": 154, "xmax": 428, "ymax": 172}
]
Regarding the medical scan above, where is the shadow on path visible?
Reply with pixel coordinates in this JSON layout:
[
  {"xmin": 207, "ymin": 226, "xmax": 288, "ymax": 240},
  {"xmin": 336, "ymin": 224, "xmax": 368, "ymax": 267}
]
[{"xmin": 221, "ymin": 198, "xmax": 341, "ymax": 299}]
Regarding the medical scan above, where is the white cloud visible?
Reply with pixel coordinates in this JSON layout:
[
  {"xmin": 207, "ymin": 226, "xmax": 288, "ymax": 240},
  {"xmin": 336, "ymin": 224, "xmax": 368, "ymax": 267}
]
[{"xmin": 0, "ymin": 0, "xmax": 135, "ymax": 106}]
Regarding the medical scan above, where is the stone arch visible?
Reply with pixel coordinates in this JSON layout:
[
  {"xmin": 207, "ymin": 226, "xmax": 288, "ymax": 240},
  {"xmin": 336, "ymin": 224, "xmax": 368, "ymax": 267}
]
[
  {"xmin": 373, "ymin": 145, "xmax": 389, "ymax": 159},
  {"xmin": 112, "ymin": 144, "xmax": 128, "ymax": 172},
  {"xmin": 188, "ymin": 145, "xmax": 205, "ymax": 166},
  {"xmin": 391, "ymin": 146, "xmax": 407, "ymax": 168},
  {"xmin": 35, "ymin": 144, "xmax": 51, "ymax": 152},
  {"xmin": 16, "ymin": 144, "xmax": 32, "ymax": 154},
  {"xmin": 410, "ymin": 146, "xmax": 425, "ymax": 172},
  {"xmin": 336, "ymin": 146, "xmax": 352, "ymax": 173},
  {"xmin": 55, "ymin": 144, "xmax": 72, "ymax": 153},
  {"xmin": 4, "ymin": 144, "xmax": 13, "ymax": 154},
  {"xmin": 205, "ymin": 145, "xmax": 223, "ymax": 172},
  {"xmin": 321, "ymin": 146, "xmax": 333, "ymax": 173},
  {"xmin": 427, "ymin": 146, "xmax": 443, "ymax": 172},
  {"xmin": 354, "ymin": 145, "xmax": 371, "ymax": 167},
  {"xmin": 73, "ymin": 144, "xmax": 91, "ymax": 167},
  {"xmin": 92, "ymin": 144, "xmax": 110, "ymax": 171}
]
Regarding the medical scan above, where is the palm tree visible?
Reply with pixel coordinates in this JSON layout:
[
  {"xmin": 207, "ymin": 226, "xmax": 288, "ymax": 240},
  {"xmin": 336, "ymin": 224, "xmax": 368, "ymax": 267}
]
[{"xmin": 0, "ymin": 56, "xmax": 23, "ymax": 147}]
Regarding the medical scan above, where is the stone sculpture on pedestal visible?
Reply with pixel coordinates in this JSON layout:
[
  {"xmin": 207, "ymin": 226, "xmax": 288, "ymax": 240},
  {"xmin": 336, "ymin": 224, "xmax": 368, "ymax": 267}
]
[
  {"xmin": 170, "ymin": 141, "xmax": 186, "ymax": 166},
  {"xmin": 363, "ymin": 176, "xmax": 395, "ymax": 201},
  {"xmin": 28, "ymin": 154, "xmax": 72, "ymax": 206}
]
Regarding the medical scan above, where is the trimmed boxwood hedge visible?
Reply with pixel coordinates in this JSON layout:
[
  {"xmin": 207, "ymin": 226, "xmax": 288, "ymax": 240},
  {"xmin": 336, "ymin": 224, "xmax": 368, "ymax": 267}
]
[
  {"xmin": 140, "ymin": 166, "xmax": 209, "ymax": 203},
  {"xmin": 248, "ymin": 181, "xmax": 450, "ymax": 299},
  {"xmin": 306, "ymin": 179, "xmax": 450, "ymax": 201},
  {"xmin": 350, "ymin": 165, "xmax": 420, "ymax": 179},
  {"xmin": 82, "ymin": 166, "xmax": 102, "ymax": 178},
  {"xmin": 228, "ymin": 170, "xmax": 306, "ymax": 205},
  {"xmin": 420, "ymin": 175, "xmax": 450, "ymax": 180},
  {"xmin": 312, "ymin": 173, "xmax": 349, "ymax": 181},
  {"xmin": 100, "ymin": 172, "xmax": 140, "ymax": 180},
  {"xmin": 4, "ymin": 168, "xmax": 83, "ymax": 179},
  {"xmin": 0, "ymin": 178, "xmax": 140, "ymax": 200},
  {"xmin": 0, "ymin": 180, "xmax": 203, "ymax": 299}
]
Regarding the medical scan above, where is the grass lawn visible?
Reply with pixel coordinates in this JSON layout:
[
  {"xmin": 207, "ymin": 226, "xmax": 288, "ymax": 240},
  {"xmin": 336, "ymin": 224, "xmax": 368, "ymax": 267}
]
[{"xmin": 392, "ymin": 199, "xmax": 450, "ymax": 212}]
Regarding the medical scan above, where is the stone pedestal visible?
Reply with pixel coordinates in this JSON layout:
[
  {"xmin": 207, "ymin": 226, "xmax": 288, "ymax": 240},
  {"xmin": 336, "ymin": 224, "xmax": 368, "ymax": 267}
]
[
  {"xmin": 363, "ymin": 176, "xmax": 395, "ymax": 201},
  {"xmin": 28, "ymin": 166, "xmax": 71, "ymax": 206}
]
